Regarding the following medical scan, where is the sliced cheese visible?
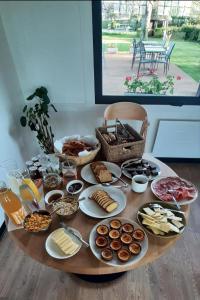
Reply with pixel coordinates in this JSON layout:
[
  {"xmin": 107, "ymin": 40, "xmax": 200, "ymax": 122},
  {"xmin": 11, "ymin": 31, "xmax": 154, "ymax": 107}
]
[
  {"xmin": 52, "ymin": 228, "xmax": 79, "ymax": 255},
  {"xmin": 172, "ymin": 220, "xmax": 184, "ymax": 229},
  {"xmin": 143, "ymin": 207, "xmax": 155, "ymax": 216}
]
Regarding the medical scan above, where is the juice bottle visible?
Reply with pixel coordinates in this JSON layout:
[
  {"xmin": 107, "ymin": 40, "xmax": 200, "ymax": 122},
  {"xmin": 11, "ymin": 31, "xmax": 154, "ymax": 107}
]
[{"xmin": 0, "ymin": 181, "xmax": 26, "ymax": 225}]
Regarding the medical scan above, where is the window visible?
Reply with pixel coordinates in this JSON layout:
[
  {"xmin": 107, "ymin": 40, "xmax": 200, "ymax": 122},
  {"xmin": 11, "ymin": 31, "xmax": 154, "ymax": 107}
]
[{"xmin": 92, "ymin": 0, "xmax": 200, "ymax": 105}]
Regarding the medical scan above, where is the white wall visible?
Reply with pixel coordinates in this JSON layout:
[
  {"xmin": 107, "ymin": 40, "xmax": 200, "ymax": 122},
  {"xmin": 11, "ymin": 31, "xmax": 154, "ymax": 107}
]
[{"xmin": 0, "ymin": 0, "xmax": 199, "ymax": 164}]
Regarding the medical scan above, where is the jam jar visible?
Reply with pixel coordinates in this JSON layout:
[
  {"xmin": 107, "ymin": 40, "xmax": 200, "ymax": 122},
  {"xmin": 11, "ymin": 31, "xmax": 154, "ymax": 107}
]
[{"xmin": 43, "ymin": 173, "xmax": 63, "ymax": 195}]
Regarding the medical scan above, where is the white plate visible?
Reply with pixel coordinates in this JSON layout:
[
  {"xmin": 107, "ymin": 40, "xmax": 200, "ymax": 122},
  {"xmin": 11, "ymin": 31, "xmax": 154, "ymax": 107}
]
[
  {"xmin": 151, "ymin": 176, "xmax": 198, "ymax": 206},
  {"xmin": 81, "ymin": 161, "xmax": 121, "ymax": 185},
  {"xmin": 89, "ymin": 217, "xmax": 148, "ymax": 267},
  {"xmin": 121, "ymin": 158, "xmax": 161, "ymax": 181},
  {"xmin": 45, "ymin": 227, "xmax": 82, "ymax": 259},
  {"xmin": 78, "ymin": 185, "xmax": 126, "ymax": 219}
]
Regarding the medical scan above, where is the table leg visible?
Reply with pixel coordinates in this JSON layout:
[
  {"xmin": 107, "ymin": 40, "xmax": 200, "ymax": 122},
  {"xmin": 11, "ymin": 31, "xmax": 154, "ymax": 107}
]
[{"xmin": 73, "ymin": 271, "xmax": 126, "ymax": 283}]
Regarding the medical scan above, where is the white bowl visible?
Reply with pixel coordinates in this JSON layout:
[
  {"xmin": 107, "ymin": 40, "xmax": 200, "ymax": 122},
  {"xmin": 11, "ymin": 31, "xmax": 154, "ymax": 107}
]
[
  {"xmin": 66, "ymin": 180, "xmax": 84, "ymax": 195},
  {"xmin": 44, "ymin": 190, "xmax": 64, "ymax": 205}
]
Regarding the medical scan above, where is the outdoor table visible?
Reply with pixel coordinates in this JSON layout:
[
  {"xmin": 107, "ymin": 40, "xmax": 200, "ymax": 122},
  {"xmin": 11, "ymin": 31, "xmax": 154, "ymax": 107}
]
[
  {"xmin": 142, "ymin": 45, "xmax": 166, "ymax": 75},
  {"xmin": 6, "ymin": 154, "xmax": 190, "ymax": 282}
]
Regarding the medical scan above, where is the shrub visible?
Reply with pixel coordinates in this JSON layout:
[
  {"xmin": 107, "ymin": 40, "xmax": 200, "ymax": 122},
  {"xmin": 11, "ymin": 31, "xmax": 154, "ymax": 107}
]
[
  {"xmin": 182, "ymin": 25, "xmax": 200, "ymax": 42},
  {"xmin": 154, "ymin": 27, "xmax": 164, "ymax": 38}
]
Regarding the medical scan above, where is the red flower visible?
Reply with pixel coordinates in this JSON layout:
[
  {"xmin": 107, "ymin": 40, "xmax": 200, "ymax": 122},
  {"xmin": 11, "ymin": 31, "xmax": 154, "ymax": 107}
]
[
  {"xmin": 176, "ymin": 75, "xmax": 182, "ymax": 80},
  {"xmin": 126, "ymin": 76, "xmax": 132, "ymax": 81}
]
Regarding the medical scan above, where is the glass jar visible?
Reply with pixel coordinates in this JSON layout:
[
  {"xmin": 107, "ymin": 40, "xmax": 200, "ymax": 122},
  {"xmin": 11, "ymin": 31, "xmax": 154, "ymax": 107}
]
[
  {"xmin": 43, "ymin": 173, "xmax": 63, "ymax": 195},
  {"xmin": 0, "ymin": 181, "xmax": 26, "ymax": 225},
  {"xmin": 62, "ymin": 160, "xmax": 77, "ymax": 182}
]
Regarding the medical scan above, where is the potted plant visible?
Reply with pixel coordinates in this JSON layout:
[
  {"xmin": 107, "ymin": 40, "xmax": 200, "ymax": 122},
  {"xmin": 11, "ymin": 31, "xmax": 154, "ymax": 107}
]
[
  {"xmin": 124, "ymin": 75, "xmax": 175, "ymax": 95},
  {"xmin": 20, "ymin": 87, "xmax": 57, "ymax": 154}
]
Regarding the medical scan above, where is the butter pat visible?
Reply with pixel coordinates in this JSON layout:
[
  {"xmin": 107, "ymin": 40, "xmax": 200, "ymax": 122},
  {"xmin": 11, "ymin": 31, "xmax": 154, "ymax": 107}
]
[{"xmin": 52, "ymin": 228, "xmax": 79, "ymax": 255}]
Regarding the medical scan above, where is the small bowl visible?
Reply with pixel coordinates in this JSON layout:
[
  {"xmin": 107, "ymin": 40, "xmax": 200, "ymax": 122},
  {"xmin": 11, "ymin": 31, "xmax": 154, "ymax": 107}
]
[
  {"xmin": 66, "ymin": 180, "xmax": 84, "ymax": 195},
  {"xmin": 44, "ymin": 190, "xmax": 64, "ymax": 205},
  {"xmin": 53, "ymin": 197, "xmax": 79, "ymax": 221},
  {"xmin": 23, "ymin": 210, "xmax": 52, "ymax": 233}
]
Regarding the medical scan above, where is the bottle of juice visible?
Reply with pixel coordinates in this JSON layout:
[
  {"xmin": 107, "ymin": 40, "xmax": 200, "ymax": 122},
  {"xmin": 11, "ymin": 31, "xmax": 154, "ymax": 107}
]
[{"xmin": 0, "ymin": 181, "xmax": 26, "ymax": 225}]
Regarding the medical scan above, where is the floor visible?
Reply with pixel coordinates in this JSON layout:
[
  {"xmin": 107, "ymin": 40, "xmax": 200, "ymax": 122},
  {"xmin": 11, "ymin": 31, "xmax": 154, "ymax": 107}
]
[
  {"xmin": 0, "ymin": 162, "xmax": 200, "ymax": 300},
  {"xmin": 103, "ymin": 53, "xmax": 199, "ymax": 96}
]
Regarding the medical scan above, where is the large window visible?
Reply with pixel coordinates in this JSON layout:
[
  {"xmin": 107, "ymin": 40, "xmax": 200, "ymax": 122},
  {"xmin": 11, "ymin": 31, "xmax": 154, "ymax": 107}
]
[{"xmin": 92, "ymin": 0, "xmax": 200, "ymax": 105}]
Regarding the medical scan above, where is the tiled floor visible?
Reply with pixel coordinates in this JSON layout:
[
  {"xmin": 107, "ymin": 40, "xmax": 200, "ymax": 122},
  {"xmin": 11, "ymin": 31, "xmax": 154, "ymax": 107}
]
[{"xmin": 103, "ymin": 53, "xmax": 198, "ymax": 96}]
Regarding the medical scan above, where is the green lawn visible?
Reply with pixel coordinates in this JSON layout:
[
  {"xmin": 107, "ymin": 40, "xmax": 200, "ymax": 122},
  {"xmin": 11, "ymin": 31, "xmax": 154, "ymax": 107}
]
[{"xmin": 103, "ymin": 34, "xmax": 200, "ymax": 82}]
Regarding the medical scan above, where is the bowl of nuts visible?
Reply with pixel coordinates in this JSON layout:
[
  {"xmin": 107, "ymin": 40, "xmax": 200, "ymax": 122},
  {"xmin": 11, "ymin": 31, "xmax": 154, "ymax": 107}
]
[
  {"xmin": 52, "ymin": 196, "xmax": 79, "ymax": 220},
  {"xmin": 23, "ymin": 210, "xmax": 52, "ymax": 233}
]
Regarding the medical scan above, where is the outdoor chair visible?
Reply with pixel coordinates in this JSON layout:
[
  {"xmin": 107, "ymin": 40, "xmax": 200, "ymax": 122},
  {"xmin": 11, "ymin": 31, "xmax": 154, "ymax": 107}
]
[
  {"xmin": 155, "ymin": 41, "xmax": 175, "ymax": 74},
  {"xmin": 131, "ymin": 39, "xmax": 142, "ymax": 69}
]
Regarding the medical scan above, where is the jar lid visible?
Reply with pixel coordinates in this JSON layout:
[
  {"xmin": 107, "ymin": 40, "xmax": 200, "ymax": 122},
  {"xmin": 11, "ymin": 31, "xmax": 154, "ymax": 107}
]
[{"xmin": 0, "ymin": 181, "xmax": 7, "ymax": 191}]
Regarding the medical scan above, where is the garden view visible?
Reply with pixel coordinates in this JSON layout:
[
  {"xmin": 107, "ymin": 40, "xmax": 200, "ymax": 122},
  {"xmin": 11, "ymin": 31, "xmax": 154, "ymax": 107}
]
[{"xmin": 102, "ymin": 0, "xmax": 200, "ymax": 96}]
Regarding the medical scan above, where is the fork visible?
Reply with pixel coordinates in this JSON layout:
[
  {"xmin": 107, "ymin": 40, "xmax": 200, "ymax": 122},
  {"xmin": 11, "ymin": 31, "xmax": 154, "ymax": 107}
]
[
  {"xmin": 60, "ymin": 222, "xmax": 89, "ymax": 248},
  {"xmin": 148, "ymin": 203, "xmax": 185, "ymax": 215},
  {"xmin": 168, "ymin": 189, "xmax": 181, "ymax": 210}
]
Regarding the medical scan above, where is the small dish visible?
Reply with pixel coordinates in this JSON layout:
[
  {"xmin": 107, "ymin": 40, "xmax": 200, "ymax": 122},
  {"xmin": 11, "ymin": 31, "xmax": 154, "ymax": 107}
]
[
  {"xmin": 66, "ymin": 180, "xmax": 84, "ymax": 195},
  {"xmin": 45, "ymin": 227, "xmax": 82, "ymax": 259},
  {"xmin": 53, "ymin": 196, "xmax": 79, "ymax": 220},
  {"xmin": 44, "ymin": 190, "xmax": 64, "ymax": 205},
  {"xmin": 23, "ymin": 210, "xmax": 52, "ymax": 233}
]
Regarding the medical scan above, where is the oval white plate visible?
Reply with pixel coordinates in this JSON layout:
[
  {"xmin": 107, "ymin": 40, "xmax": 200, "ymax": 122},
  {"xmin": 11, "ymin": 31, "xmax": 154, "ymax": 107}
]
[
  {"xmin": 89, "ymin": 217, "xmax": 148, "ymax": 267},
  {"xmin": 45, "ymin": 227, "xmax": 82, "ymax": 259},
  {"xmin": 121, "ymin": 158, "xmax": 161, "ymax": 181},
  {"xmin": 151, "ymin": 176, "xmax": 198, "ymax": 206},
  {"xmin": 81, "ymin": 161, "xmax": 121, "ymax": 185},
  {"xmin": 78, "ymin": 185, "xmax": 126, "ymax": 219}
]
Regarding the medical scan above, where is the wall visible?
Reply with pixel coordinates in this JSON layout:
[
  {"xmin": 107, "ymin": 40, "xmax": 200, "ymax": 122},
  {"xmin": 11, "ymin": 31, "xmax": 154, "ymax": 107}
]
[{"xmin": 0, "ymin": 0, "xmax": 200, "ymax": 161}]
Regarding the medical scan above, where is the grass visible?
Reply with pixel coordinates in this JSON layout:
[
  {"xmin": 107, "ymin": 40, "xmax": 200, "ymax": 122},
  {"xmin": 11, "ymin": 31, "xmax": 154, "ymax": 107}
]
[{"xmin": 103, "ymin": 34, "xmax": 200, "ymax": 82}]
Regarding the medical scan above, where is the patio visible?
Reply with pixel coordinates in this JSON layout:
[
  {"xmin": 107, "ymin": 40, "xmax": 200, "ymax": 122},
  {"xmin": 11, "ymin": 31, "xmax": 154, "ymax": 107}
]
[{"xmin": 103, "ymin": 53, "xmax": 199, "ymax": 96}]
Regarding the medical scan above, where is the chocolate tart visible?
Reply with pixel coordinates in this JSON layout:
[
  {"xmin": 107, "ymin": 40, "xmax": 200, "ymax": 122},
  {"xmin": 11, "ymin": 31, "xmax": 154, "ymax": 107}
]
[
  {"xmin": 122, "ymin": 223, "xmax": 134, "ymax": 233},
  {"xmin": 132, "ymin": 229, "xmax": 145, "ymax": 241},
  {"xmin": 110, "ymin": 240, "xmax": 122, "ymax": 251},
  {"xmin": 101, "ymin": 248, "xmax": 113, "ymax": 261},
  {"xmin": 95, "ymin": 236, "xmax": 108, "ymax": 248},
  {"xmin": 109, "ymin": 219, "xmax": 122, "ymax": 230},
  {"xmin": 117, "ymin": 248, "xmax": 131, "ymax": 262},
  {"xmin": 120, "ymin": 233, "xmax": 133, "ymax": 245},
  {"xmin": 109, "ymin": 229, "xmax": 120, "ymax": 239},
  {"xmin": 129, "ymin": 242, "xmax": 141, "ymax": 255},
  {"xmin": 96, "ymin": 225, "xmax": 109, "ymax": 236}
]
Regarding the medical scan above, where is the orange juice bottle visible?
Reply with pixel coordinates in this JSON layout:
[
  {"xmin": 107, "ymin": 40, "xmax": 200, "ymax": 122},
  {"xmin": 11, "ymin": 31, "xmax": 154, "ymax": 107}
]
[{"xmin": 0, "ymin": 181, "xmax": 26, "ymax": 225}]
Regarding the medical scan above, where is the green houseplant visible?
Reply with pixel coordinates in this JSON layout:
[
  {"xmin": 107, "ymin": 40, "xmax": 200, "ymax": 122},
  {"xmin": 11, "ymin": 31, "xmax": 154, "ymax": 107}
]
[{"xmin": 20, "ymin": 87, "xmax": 57, "ymax": 154}]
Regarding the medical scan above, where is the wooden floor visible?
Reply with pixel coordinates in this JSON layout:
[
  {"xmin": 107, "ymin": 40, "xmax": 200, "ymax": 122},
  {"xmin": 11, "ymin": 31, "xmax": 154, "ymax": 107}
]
[{"xmin": 0, "ymin": 163, "xmax": 200, "ymax": 300}]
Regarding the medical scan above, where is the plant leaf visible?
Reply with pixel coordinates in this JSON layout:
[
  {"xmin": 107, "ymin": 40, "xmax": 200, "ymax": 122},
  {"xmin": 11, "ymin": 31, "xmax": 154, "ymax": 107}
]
[
  {"xmin": 27, "ymin": 93, "xmax": 36, "ymax": 100},
  {"xmin": 20, "ymin": 116, "xmax": 27, "ymax": 127},
  {"xmin": 23, "ymin": 105, "xmax": 27, "ymax": 113}
]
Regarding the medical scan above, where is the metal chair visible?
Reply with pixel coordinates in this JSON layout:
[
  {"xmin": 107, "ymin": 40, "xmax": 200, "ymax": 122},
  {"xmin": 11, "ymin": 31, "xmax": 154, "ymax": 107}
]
[
  {"xmin": 156, "ymin": 41, "xmax": 175, "ymax": 74},
  {"xmin": 131, "ymin": 39, "xmax": 142, "ymax": 69}
]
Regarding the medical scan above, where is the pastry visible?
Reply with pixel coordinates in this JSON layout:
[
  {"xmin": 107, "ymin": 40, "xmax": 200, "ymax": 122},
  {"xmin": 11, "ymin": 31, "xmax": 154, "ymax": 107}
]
[
  {"xmin": 132, "ymin": 229, "xmax": 145, "ymax": 241},
  {"xmin": 117, "ymin": 249, "xmax": 131, "ymax": 262},
  {"xmin": 96, "ymin": 225, "xmax": 109, "ymax": 236},
  {"xmin": 95, "ymin": 236, "xmax": 108, "ymax": 248},
  {"xmin": 101, "ymin": 248, "xmax": 113, "ymax": 261},
  {"xmin": 109, "ymin": 219, "xmax": 122, "ymax": 230},
  {"xmin": 122, "ymin": 223, "xmax": 134, "ymax": 233},
  {"xmin": 129, "ymin": 242, "xmax": 141, "ymax": 255}
]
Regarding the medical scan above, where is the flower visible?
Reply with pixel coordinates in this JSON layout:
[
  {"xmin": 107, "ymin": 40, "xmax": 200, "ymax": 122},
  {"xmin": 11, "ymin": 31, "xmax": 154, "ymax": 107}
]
[
  {"xmin": 126, "ymin": 76, "xmax": 132, "ymax": 81},
  {"xmin": 176, "ymin": 75, "xmax": 182, "ymax": 80}
]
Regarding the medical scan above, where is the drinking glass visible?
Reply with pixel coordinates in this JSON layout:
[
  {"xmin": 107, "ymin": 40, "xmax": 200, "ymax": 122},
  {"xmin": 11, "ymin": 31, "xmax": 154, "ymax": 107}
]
[
  {"xmin": 62, "ymin": 160, "xmax": 77, "ymax": 182},
  {"xmin": 0, "ymin": 159, "xmax": 22, "ymax": 195}
]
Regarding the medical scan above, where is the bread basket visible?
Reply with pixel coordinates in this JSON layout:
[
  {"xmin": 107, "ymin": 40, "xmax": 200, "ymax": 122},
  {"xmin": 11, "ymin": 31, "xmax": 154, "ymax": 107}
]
[{"xmin": 54, "ymin": 135, "xmax": 101, "ymax": 166}]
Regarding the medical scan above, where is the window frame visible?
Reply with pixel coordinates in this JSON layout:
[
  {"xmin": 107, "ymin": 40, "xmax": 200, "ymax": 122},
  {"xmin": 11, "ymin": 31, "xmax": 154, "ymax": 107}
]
[{"xmin": 92, "ymin": 0, "xmax": 200, "ymax": 106}]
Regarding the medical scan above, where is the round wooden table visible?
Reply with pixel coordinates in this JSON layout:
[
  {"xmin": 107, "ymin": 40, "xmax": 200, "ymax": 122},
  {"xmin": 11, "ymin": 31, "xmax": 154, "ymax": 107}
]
[{"xmin": 7, "ymin": 154, "xmax": 189, "ymax": 281}]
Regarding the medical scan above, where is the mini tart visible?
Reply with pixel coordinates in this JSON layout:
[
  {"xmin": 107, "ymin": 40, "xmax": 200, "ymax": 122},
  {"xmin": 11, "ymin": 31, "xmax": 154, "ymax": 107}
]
[
  {"xmin": 122, "ymin": 223, "xmax": 134, "ymax": 233},
  {"xmin": 110, "ymin": 240, "xmax": 122, "ymax": 251},
  {"xmin": 96, "ymin": 225, "xmax": 109, "ymax": 236},
  {"xmin": 129, "ymin": 242, "xmax": 141, "ymax": 255},
  {"xmin": 120, "ymin": 233, "xmax": 133, "ymax": 245},
  {"xmin": 132, "ymin": 229, "xmax": 145, "ymax": 241},
  {"xmin": 109, "ymin": 219, "xmax": 122, "ymax": 230},
  {"xmin": 117, "ymin": 249, "xmax": 131, "ymax": 262},
  {"xmin": 109, "ymin": 229, "xmax": 120, "ymax": 239},
  {"xmin": 101, "ymin": 248, "xmax": 113, "ymax": 261},
  {"xmin": 95, "ymin": 236, "xmax": 108, "ymax": 248}
]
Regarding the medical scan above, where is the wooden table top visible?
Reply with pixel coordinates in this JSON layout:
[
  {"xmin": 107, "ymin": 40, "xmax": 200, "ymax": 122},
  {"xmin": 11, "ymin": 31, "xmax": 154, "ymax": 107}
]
[{"xmin": 8, "ymin": 154, "xmax": 190, "ymax": 275}]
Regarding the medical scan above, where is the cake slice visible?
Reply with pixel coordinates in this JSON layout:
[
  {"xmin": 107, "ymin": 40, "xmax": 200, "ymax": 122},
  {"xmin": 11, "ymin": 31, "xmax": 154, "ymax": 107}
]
[{"xmin": 90, "ymin": 161, "xmax": 112, "ymax": 183}]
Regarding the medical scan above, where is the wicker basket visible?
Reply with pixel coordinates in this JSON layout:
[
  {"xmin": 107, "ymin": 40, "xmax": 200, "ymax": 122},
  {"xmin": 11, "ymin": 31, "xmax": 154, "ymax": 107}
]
[
  {"xmin": 56, "ymin": 143, "xmax": 101, "ymax": 166},
  {"xmin": 96, "ymin": 124, "xmax": 145, "ymax": 163}
]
